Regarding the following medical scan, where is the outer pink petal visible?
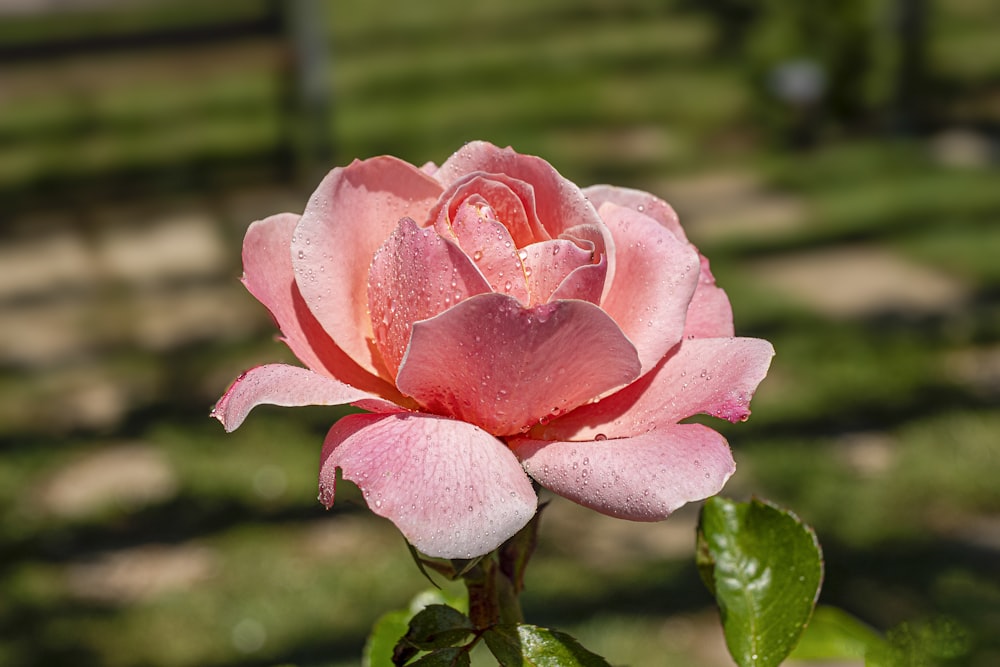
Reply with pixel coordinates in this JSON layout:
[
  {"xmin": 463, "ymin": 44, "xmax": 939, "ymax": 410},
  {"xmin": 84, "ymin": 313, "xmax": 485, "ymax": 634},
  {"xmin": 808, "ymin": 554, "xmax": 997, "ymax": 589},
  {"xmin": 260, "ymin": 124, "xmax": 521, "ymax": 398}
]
[
  {"xmin": 212, "ymin": 363, "xmax": 379, "ymax": 432},
  {"xmin": 318, "ymin": 412, "xmax": 537, "ymax": 558},
  {"xmin": 598, "ymin": 202, "xmax": 700, "ymax": 375},
  {"xmin": 435, "ymin": 141, "xmax": 603, "ymax": 239},
  {"xmin": 583, "ymin": 184, "xmax": 687, "ymax": 242},
  {"xmin": 241, "ymin": 213, "xmax": 401, "ymax": 399},
  {"xmin": 511, "ymin": 424, "xmax": 734, "ymax": 520},
  {"xmin": 291, "ymin": 157, "xmax": 444, "ymax": 379},
  {"xmin": 539, "ymin": 337, "xmax": 776, "ymax": 441},
  {"xmin": 368, "ymin": 217, "xmax": 492, "ymax": 378},
  {"xmin": 684, "ymin": 255, "xmax": 735, "ymax": 339},
  {"xmin": 396, "ymin": 293, "xmax": 641, "ymax": 436}
]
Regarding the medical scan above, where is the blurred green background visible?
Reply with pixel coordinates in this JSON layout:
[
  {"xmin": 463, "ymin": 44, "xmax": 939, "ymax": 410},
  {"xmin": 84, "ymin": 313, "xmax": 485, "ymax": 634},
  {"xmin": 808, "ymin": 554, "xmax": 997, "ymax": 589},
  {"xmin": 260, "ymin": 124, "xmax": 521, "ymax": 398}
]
[{"xmin": 1, "ymin": 0, "xmax": 998, "ymax": 665}]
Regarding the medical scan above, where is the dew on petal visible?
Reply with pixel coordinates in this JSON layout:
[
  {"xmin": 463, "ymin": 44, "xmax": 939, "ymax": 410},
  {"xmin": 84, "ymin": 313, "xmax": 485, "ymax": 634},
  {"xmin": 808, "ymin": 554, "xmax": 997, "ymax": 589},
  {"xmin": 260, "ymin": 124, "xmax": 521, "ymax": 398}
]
[{"xmin": 594, "ymin": 434, "xmax": 607, "ymax": 441}]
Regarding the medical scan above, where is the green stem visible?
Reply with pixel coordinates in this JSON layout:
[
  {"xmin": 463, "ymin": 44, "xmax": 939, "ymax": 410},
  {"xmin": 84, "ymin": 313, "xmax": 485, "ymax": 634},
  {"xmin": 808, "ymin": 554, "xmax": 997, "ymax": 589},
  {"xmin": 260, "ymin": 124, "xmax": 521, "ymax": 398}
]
[{"xmin": 462, "ymin": 504, "xmax": 544, "ymax": 630}]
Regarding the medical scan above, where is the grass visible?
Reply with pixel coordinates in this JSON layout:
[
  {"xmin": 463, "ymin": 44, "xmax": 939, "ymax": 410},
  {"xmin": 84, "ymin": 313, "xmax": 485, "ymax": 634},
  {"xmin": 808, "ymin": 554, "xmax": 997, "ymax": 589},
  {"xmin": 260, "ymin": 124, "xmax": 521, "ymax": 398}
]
[{"xmin": 1, "ymin": 0, "xmax": 999, "ymax": 665}]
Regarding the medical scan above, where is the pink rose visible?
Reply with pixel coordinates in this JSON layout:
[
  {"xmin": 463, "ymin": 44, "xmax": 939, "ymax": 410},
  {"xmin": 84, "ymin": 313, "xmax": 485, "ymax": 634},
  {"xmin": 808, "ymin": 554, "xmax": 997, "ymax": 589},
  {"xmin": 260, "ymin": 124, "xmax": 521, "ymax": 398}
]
[{"xmin": 213, "ymin": 141, "xmax": 773, "ymax": 559}]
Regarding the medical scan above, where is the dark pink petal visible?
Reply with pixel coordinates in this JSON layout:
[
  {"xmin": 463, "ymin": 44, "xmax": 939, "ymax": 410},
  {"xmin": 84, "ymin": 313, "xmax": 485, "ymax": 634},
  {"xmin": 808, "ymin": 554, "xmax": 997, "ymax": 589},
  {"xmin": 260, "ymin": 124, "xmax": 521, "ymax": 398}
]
[
  {"xmin": 511, "ymin": 424, "xmax": 734, "ymax": 520},
  {"xmin": 318, "ymin": 412, "xmax": 537, "ymax": 558},
  {"xmin": 434, "ymin": 197, "xmax": 529, "ymax": 304},
  {"xmin": 434, "ymin": 141, "xmax": 603, "ymax": 238},
  {"xmin": 291, "ymin": 157, "xmax": 444, "ymax": 379},
  {"xmin": 212, "ymin": 364, "xmax": 378, "ymax": 432},
  {"xmin": 598, "ymin": 202, "xmax": 700, "ymax": 375},
  {"xmin": 367, "ymin": 217, "xmax": 492, "ymax": 378},
  {"xmin": 684, "ymin": 255, "xmax": 735, "ymax": 339},
  {"xmin": 539, "ymin": 337, "xmax": 775, "ymax": 441},
  {"xmin": 396, "ymin": 293, "xmax": 641, "ymax": 436},
  {"xmin": 584, "ymin": 184, "xmax": 687, "ymax": 242},
  {"xmin": 241, "ymin": 213, "xmax": 402, "ymax": 399}
]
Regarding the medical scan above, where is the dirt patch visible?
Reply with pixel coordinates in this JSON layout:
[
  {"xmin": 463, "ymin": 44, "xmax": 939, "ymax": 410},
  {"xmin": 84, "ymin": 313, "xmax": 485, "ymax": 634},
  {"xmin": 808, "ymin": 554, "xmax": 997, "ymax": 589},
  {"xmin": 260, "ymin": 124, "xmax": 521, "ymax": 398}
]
[
  {"xmin": 96, "ymin": 213, "xmax": 229, "ymax": 287},
  {"xmin": 65, "ymin": 542, "xmax": 218, "ymax": 604},
  {"xmin": 944, "ymin": 345, "xmax": 1000, "ymax": 398},
  {"xmin": 749, "ymin": 245, "xmax": 968, "ymax": 318},
  {"xmin": 656, "ymin": 171, "xmax": 808, "ymax": 245},
  {"xmin": 37, "ymin": 442, "xmax": 178, "ymax": 519}
]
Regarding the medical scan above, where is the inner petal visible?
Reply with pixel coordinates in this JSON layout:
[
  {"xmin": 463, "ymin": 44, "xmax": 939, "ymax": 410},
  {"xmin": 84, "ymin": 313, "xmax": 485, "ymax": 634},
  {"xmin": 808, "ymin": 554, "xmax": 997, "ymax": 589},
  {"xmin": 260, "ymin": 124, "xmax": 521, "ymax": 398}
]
[
  {"xmin": 367, "ymin": 217, "xmax": 491, "ymax": 378},
  {"xmin": 442, "ymin": 196, "xmax": 530, "ymax": 305},
  {"xmin": 520, "ymin": 238, "xmax": 600, "ymax": 306}
]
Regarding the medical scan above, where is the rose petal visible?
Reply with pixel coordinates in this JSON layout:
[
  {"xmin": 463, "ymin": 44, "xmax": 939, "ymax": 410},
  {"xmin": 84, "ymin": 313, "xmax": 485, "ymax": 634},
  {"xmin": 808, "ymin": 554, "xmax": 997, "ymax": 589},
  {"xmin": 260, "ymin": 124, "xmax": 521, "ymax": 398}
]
[
  {"xmin": 396, "ymin": 293, "xmax": 641, "ymax": 436},
  {"xmin": 522, "ymin": 238, "xmax": 605, "ymax": 305},
  {"xmin": 538, "ymin": 337, "xmax": 775, "ymax": 441},
  {"xmin": 434, "ymin": 196, "xmax": 530, "ymax": 305},
  {"xmin": 241, "ymin": 213, "xmax": 401, "ymax": 399},
  {"xmin": 598, "ymin": 202, "xmax": 700, "ymax": 375},
  {"xmin": 435, "ymin": 141, "xmax": 603, "ymax": 239},
  {"xmin": 433, "ymin": 174, "xmax": 543, "ymax": 248},
  {"xmin": 368, "ymin": 217, "xmax": 492, "ymax": 378},
  {"xmin": 512, "ymin": 424, "xmax": 734, "ymax": 520},
  {"xmin": 212, "ymin": 364, "xmax": 378, "ymax": 432},
  {"xmin": 583, "ymin": 184, "xmax": 687, "ymax": 242},
  {"xmin": 684, "ymin": 255, "xmax": 734, "ymax": 339},
  {"xmin": 318, "ymin": 412, "xmax": 537, "ymax": 558},
  {"xmin": 291, "ymin": 157, "xmax": 444, "ymax": 379}
]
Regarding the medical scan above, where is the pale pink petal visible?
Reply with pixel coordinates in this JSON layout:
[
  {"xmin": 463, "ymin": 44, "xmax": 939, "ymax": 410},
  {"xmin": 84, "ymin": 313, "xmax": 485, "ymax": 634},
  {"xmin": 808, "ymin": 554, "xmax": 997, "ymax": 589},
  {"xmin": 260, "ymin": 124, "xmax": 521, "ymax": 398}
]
[
  {"xmin": 433, "ymin": 173, "xmax": 542, "ymax": 247},
  {"xmin": 434, "ymin": 196, "xmax": 530, "ymax": 305},
  {"xmin": 522, "ymin": 238, "xmax": 605, "ymax": 306},
  {"xmin": 684, "ymin": 255, "xmax": 734, "ymax": 339},
  {"xmin": 584, "ymin": 184, "xmax": 687, "ymax": 242},
  {"xmin": 291, "ymin": 157, "xmax": 444, "ymax": 379},
  {"xmin": 598, "ymin": 202, "xmax": 700, "ymax": 375},
  {"xmin": 212, "ymin": 364, "xmax": 379, "ymax": 432},
  {"xmin": 538, "ymin": 337, "xmax": 775, "ymax": 441},
  {"xmin": 511, "ymin": 424, "xmax": 734, "ymax": 520},
  {"xmin": 241, "ymin": 213, "xmax": 402, "ymax": 399},
  {"xmin": 367, "ymin": 217, "xmax": 492, "ymax": 378},
  {"xmin": 435, "ymin": 141, "xmax": 603, "ymax": 238},
  {"xmin": 318, "ymin": 412, "xmax": 537, "ymax": 558},
  {"xmin": 396, "ymin": 293, "xmax": 641, "ymax": 436}
]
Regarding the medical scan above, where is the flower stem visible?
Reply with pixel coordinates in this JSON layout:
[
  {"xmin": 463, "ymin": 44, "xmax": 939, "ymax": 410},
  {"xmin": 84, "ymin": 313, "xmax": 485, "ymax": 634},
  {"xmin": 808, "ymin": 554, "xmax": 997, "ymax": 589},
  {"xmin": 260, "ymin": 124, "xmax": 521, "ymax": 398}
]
[{"xmin": 463, "ymin": 503, "xmax": 544, "ymax": 630}]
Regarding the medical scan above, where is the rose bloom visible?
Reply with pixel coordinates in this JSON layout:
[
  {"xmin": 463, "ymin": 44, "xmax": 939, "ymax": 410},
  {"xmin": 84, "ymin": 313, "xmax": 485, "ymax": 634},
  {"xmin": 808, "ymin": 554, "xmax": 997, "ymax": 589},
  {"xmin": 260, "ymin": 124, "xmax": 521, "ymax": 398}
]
[{"xmin": 214, "ymin": 141, "xmax": 773, "ymax": 559}]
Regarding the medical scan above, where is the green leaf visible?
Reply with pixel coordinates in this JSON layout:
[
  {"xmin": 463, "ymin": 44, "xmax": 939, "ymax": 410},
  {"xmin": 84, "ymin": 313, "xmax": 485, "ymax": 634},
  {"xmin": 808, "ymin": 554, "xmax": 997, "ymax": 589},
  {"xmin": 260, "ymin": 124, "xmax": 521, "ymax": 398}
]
[
  {"xmin": 365, "ymin": 590, "xmax": 469, "ymax": 667},
  {"xmin": 697, "ymin": 496, "xmax": 824, "ymax": 667},
  {"xmin": 483, "ymin": 624, "xmax": 612, "ymax": 667},
  {"xmin": 867, "ymin": 618, "xmax": 971, "ymax": 667},
  {"xmin": 409, "ymin": 647, "xmax": 471, "ymax": 667},
  {"xmin": 366, "ymin": 609, "xmax": 412, "ymax": 667},
  {"xmin": 789, "ymin": 606, "xmax": 885, "ymax": 661},
  {"xmin": 393, "ymin": 604, "xmax": 475, "ymax": 664}
]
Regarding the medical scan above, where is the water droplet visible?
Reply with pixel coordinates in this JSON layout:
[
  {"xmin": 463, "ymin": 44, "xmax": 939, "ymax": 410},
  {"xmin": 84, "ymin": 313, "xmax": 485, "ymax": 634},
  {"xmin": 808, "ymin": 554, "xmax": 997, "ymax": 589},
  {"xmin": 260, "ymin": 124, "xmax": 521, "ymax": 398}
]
[
  {"xmin": 518, "ymin": 249, "xmax": 528, "ymax": 261},
  {"xmin": 552, "ymin": 245, "xmax": 561, "ymax": 256},
  {"xmin": 595, "ymin": 434, "xmax": 607, "ymax": 441},
  {"xmin": 504, "ymin": 280, "xmax": 512, "ymax": 291},
  {"xmin": 637, "ymin": 204, "xmax": 645, "ymax": 212},
  {"xmin": 297, "ymin": 250, "xmax": 305, "ymax": 259},
  {"xmin": 473, "ymin": 250, "xmax": 483, "ymax": 261}
]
